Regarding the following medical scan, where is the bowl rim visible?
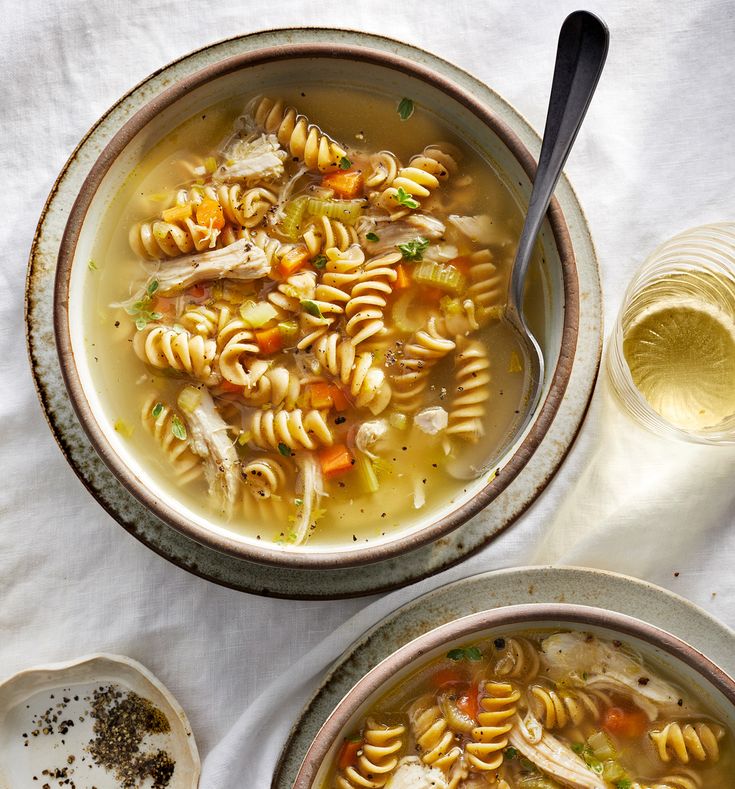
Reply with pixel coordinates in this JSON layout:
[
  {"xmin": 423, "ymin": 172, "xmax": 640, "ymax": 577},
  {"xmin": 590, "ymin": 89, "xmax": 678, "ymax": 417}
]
[
  {"xmin": 293, "ymin": 601, "xmax": 735, "ymax": 788},
  {"xmin": 53, "ymin": 41, "xmax": 580, "ymax": 569}
]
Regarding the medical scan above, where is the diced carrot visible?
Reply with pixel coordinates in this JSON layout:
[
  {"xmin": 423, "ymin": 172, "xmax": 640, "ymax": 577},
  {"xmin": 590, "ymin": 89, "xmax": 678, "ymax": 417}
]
[
  {"xmin": 432, "ymin": 668, "xmax": 465, "ymax": 688},
  {"xmin": 329, "ymin": 385, "xmax": 350, "ymax": 412},
  {"xmin": 319, "ymin": 444, "xmax": 355, "ymax": 479},
  {"xmin": 255, "ymin": 326, "xmax": 283, "ymax": 355},
  {"xmin": 277, "ymin": 245, "xmax": 311, "ymax": 278},
  {"xmin": 189, "ymin": 283, "xmax": 207, "ymax": 299},
  {"xmin": 447, "ymin": 255, "xmax": 472, "ymax": 275},
  {"xmin": 602, "ymin": 706, "xmax": 649, "ymax": 739},
  {"xmin": 218, "ymin": 380, "xmax": 243, "ymax": 394},
  {"xmin": 162, "ymin": 203, "xmax": 193, "ymax": 224},
  {"xmin": 321, "ymin": 170, "xmax": 364, "ymax": 199},
  {"xmin": 337, "ymin": 738, "xmax": 362, "ymax": 770},
  {"xmin": 394, "ymin": 263, "xmax": 411, "ymax": 290},
  {"xmin": 309, "ymin": 382, "xmax": 335, "ymax": 410},
  {"xmin": 456, "ymin": 682, "xmax": 480, "ymax": 720},
  {"xmin": 195, "ymin": 198, "xmax": 225, "ymax": 229}
]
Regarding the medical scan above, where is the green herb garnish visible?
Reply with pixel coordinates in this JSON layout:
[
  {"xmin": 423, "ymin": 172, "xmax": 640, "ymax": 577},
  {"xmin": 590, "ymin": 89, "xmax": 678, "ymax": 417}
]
[
  {"xmin": 312, "ymin": 254, "xmax": 327, "ymax": 270},
  {"xmin": 127, "ymin": 279, "xmax": 163, "ymax": 330},
  {"xmin": 397, "ymin": 236, "xmax": 429, "ymax": 261},
  {"xmin": 278, "ymin": 442, "xmax": 292, "ymax": 457},
  {"xmin": 504, "ymin": 747, "xmax": 518, "ymax": 760},
  {"xmin": 616, "ymin": 781, "xmax": 632, "ymax": 789},
  {"xmin": 339, "ymin": 156, "xmax": 352, "ymax": 170},
  {"xmin": 394, "ymin": 186, "xmax": 420, "ymax": 209},
  {"xmin": 146, "ymin": 279, "xmax": 159, "ymax": 296},
  {"xmin": 294, "ymin": 497, "xmax": 303, "ymax": 506},
  {"xmin": 397, "ymin": 97, "xmax": 414, "ymax": 121},
  {"xmin": 571, "ymin": 743, "xmax": 584, "ymax": 754},
  {"xmin": 446, "ymin": 646, "xmax": 482, "ymax": 662},
  {"xmin": 365, "ymin": 232, "xmax": 379, "ymax": 242},
  {"xmin": 88, "ymin": 259, "xmax": 98, "ymax": 271},
  {"xmin": 151, "ymin": 402, "xmax": 164, "ymax": 419},
  {"xmin": 171, "ymin": 415, "xmax": 187, "ymax": 440},
  {"xmin": 300, "ymin": 299, "xmax": 324, "ymax": 319}
]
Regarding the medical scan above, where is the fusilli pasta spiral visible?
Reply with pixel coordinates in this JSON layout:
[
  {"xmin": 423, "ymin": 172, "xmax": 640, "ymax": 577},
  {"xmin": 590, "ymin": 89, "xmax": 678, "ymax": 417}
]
[
  {"xmin": 649, "ymin": 722, "xmax": 725, "ymax": 764},
  {"xmin": 141, "ymin": 396, "xmax": 203, "ymax": 484},
  {"xmin": 179, "ymin": 301, "xmax": 237, "ymax": 338},
  {"xmin": 446, "ymin": 337, "xmax": 491, "ymax": 442},
  {"xmin": 345, "ymin": 251, "xmax": 402, "ymax": 346},
  {"xmin": 242, "ymin": 367, "xmax": 302, "ymax": 409},
  {"xmin": 313, "ymin": 332, "xmax": 392, "ymax": 413},
  {"xmin": 529, "ymin": 685, "xmax": 611, "ymax": 730},
  {"xmin": 365, "ymin": 151, "xmax": 400, "ymax": 190},
  {"xmin": 249, "ymin": 408, "xmax": 333, "ymax": 451},
  {"xmin": 493, "ymin": 637, "xmax": 541, "ymax": 681},
  {"xmin": 465, "ymin": 682, "xmax": 520, "ymax": 772},
  {"xmin": 302, "ymin": 215, "xmax": 359, "ymax": 256},
  {"xmin": 391, "ymin": 317, "xmax": 455, "ymax": 413},
  {"xmin": 217, "ymin": 326, "xmax": 269, "ymax": 388},
  {"xmin": 466, "ymin": 249, "xmax": 505, "ymax": 320},
  {"xmin": 336, "ymin": 719, "xmax": 406, "ymax": 789},
  {"xmin": 252, "ymin": 96, "xmax": 346, "ymax": 172},
  {"xmin": 407, "ymin": 695, "xmax": 464, "ymax": 775},
  {"xmin": 241, "ymin": 455, "xmax": 288, "ymax": 499},
  {"xmin": 133, "ymin": 324, "xmax": 218, "ymax": 383},
  {"xmin": 375, "ymin": 144, "xmax": 459, "ymax": 217},
  {"xmin": 632, "ymin": 769, "xmax": 703, "ymax": 789},
  {"xmin": 130, "ymin": 218, "xmax": 219, "ymax": 259}
]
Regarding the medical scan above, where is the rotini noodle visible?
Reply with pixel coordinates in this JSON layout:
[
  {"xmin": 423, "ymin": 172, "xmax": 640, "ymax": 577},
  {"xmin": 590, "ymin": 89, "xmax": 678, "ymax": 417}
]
[
  {"xmin": 650, "ymin": 722, "xmax": 725, "ymax": 764},
  {"xmin": 493, "ymin": 637, "xmax": 541, "ymax": 681},
  {"xmin": 345, "ymin": 251, "xmax": 401, "ymax": 346},
  {"xmin": 407, "ymin": 695, "xmax": 464, "ymax": 776},
  {"xmin": 252, "ymin": 96, "xmax": 346, "ymax": 172},
  {"xmin": 466, "ymin": 249, "xmax": 505, "ymax": 321},
  {"xmin": 241, "ymin": 455, "xmax": 288, "ymax": 499},
  {"xmin": 302, "ymin": 215, "xmax": 359, "ymax": 256},
  {"xmin": 445, "ymin": 337, "xmax": 491, "ymax": 442},
  {"xmin": 141, "ymin": 396, "xmax": 203, "ymax": 484},
  {"xmin": 249, "ymin": 408, "xmax": 333, "ymax": 451},
  {"xmin": 133, "ymin": 324, "xmax": 218, "ymax": 383},
  {"xmin": 633, "ymin": 769, "xmax": 703, "ymax": 789},
  {"xmin": 391, "ymin": 317, "xmax": 456, "ymax": 413},
  {"xmin": 336, "ymin": 719, "xmax": 406, "ymax": 789},
  {"xmin": 365, "ymin": 150, "xmax": 400, "ymax": 190},
  {"xmin": 529, "ymin": 685, "xmax": 611, "ymax": 730},
  {"xmin": 466, "ymin": 682, "xmax": 520, "ymax": 771}
]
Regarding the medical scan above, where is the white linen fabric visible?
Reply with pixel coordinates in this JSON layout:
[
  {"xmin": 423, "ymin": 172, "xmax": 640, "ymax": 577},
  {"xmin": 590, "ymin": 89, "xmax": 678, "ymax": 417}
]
[{"xmin": 1, "ymin": 0, "xmax": 734, "ymax": 785}]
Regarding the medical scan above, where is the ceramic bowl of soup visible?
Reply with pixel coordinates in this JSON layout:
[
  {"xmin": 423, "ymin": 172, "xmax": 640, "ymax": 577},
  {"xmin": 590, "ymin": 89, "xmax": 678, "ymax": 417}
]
[
  {"xmin": 295, "ymin": 603, "xmax": 735, "ymax": 789},
  {"xmin": 54, "ymin": 36, "xmax": 581, "ymax": 568}
]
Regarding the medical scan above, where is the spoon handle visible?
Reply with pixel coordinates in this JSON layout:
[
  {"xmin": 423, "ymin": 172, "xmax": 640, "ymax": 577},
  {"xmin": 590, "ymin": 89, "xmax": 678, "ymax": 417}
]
[{"xmin": 509, "ymin": 10, "xmax": 609, "ymax": 316}]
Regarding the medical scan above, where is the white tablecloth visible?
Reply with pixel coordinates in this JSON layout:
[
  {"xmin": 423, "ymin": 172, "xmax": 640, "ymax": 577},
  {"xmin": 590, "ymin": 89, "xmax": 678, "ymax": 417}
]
[{"xmin": 2, "ymin": 0, "xmax": 735, "ymax": 785}]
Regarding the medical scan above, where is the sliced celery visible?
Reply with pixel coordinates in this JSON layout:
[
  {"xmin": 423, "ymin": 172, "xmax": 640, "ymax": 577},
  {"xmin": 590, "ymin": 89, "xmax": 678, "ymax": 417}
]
[
  {"xmin": 280, "ymin": 196, "xmax": 309, "ymax": 240},
  {"xmin": 389, "ymin": 412, "xmax": 408, "ymax": 430},
  {"xmin": 354, "ymin": 450, "xmax": 379, "ymax": 494},
  {"xmin": 413, "ymin": 260, "xmax": 467, "ymax": 294},
  {"xmin": 278, "ymin": 320, "xmax": 299, "ymax": 344},
  {"xmin": 587, "ymin": 731, "xmax": 616, "ymax": 760},
  {"xmin": 391, "ymin": 292, "xmax": 422, "ymax": 333},
  {"xmin": 439, "ymin": 295, "xmax": 463, "ymax": 315},
  {"xmin": 306, "ymin": 197, "xmax": 363, "ymax": 225},
  {"xmin": 239, "ymin": 300, "xmax": 279, "ymax": 328},
  {"xmin": 601, "ymin": 760, "xmax": 626, "ymax": 782},
  {"xmin": 177, "ymin": 385, "xmax": 202, "ymax": 413}
]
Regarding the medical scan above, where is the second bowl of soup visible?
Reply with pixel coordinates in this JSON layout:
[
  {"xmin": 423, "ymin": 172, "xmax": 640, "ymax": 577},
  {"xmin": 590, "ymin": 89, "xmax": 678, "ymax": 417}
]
[
  {"xmin": 55, "ymin": 40, "xmax": 578, "ymax": 567},
  {"xmin": 295, "ymin": 604, "xmax": 735, "ymax": 789}
]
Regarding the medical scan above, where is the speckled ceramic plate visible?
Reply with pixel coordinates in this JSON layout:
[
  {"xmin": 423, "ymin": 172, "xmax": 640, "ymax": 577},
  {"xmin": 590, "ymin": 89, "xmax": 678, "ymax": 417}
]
[
  {"xmin": 273, "ymin": 565, "xmax": 735, "ymax": 787},
  {"xmin": 26, "ymin": 28, "xmax": 602, "ymax": 598},
  {"xmin": 0, "ymin": 653, "xmax": 200, "ymax": 788}
]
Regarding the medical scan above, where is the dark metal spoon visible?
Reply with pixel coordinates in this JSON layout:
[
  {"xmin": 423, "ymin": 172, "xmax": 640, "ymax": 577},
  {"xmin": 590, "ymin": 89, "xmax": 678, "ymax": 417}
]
[{"xmin": 505, "ymin": 10, "xmax": 609, "ymax": 439}]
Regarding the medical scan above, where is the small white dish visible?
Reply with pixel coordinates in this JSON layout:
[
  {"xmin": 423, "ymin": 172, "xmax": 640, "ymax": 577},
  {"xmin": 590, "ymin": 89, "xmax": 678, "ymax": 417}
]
[{"xmin": 0, "ymin": 654, "xmax": 200, "ymax": 788}]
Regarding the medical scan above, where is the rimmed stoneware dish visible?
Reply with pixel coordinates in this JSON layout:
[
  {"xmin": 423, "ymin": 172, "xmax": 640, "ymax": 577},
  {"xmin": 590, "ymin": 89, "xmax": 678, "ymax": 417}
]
[
  {"xmin": 0, "ymin": 653, "xmax": 200, "ymax": 787},
  {"xmin": 293, "ymin": 602, "xmax": 735, "ymax": 788},
  {"xmin": 52, "ymin": 36, "xmax": 582, "ymax": 570}
]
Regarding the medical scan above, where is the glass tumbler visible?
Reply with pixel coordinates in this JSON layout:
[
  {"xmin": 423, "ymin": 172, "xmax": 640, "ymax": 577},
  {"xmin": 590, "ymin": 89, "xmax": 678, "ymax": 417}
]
[{"xmin": 606, "ymin": 222, "xmax": 735, "ymax": 444}]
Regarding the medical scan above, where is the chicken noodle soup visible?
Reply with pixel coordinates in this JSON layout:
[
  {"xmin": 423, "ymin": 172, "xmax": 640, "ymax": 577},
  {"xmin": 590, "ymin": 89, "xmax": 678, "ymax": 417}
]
[
  {"xmin": 89, "ymin": 87, "xmax": 546, "ymax": 547},
  {"xmin": 326, "ymin": 630, "xmax": 731, "ymax": 789}
]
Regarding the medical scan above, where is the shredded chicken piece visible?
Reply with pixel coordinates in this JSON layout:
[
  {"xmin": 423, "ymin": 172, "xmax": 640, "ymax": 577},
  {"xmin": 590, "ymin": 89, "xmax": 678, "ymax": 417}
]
[
  {"xmin": 359, "ymin": 214, "xmax": 446, "ymax": 252},
  {"xmin": 448, "ymin": 213, "xmax": 510, "ymax": 247},
  {"xmin": 152, "ymin": 238, "xmax": 269, "ymax": 294},
  {"xmin": 215, "ymin": 132, "xmax": 286, "ymax": 183},
  {"xmin": 541, "ymin": 633, "xmax": 691, "ymax": 719},
  {"xmin": 355, "ymin": 419, "xmax": 389, "ymax": 459},
  {"xmin": 178, "ymin": 386, "xmax": 240, "ymax": 515},
  {"xmin": 414, "ymin": 407, "xmax": 448, "ymax": 435},
  {"xmin": 508, "ymin": 713, "xmax": 606, "ymax": 789},
  {"xmin": 385, "ymin": 756, "xmax": 448, "ymax": 789},
  {"xmin": 292, "ymin": 452, "xmax": 325, "ymax": 545}
]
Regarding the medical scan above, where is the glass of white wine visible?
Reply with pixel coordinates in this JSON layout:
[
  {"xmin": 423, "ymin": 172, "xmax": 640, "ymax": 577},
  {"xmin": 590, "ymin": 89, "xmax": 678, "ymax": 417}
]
[{"xmin": 607, "ymin": 223, "xmax": 735, "ymax": 444}]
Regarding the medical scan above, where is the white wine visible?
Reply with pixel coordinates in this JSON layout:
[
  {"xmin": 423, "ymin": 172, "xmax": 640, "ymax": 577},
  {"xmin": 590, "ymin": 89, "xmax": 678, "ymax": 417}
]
[{"xmin": 623, "ymin": 277, "xmax": 735, "ymax": 431}]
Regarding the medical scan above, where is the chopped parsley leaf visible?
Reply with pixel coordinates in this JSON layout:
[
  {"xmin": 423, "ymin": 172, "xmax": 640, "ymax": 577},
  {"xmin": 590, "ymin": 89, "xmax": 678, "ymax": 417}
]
[
  {"xmin": 171, "ymin": 415, "xmax": 187, "ymax": 440},
  {"xmin": 339, "ymin": 156, "xmax": 352, "ymax": 170},
  {"xmin": 312, "ymin": 254, "xmax": 327, "ymax": 270},
  {"xmin": 151, "ymin": 402, "xmax": 164, "ymax": 419},
  {"xmin": 394, "ymin": 186, "xmax": 419, "ymax": 209},
  {"xmin": 365, "ymin": 232, "xmax": 379, "ymax": 242},
  {"xmin": 278, "ymin": 442, "xmax": 292, "ymax": 457},
  {"xmin": 300, "ymin": 299, "xmax": 324, "ymax": 319},
  {"xmin": 397, "ymin": 97, "xmax": 414, "ymax": 121},
  {"xmin": 88, "ymin": 259, "xmax": 98, "ymax": 271},
  {"xmin": 397, "ymin": 236, "xmax": 429, "ymax": 261}
]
